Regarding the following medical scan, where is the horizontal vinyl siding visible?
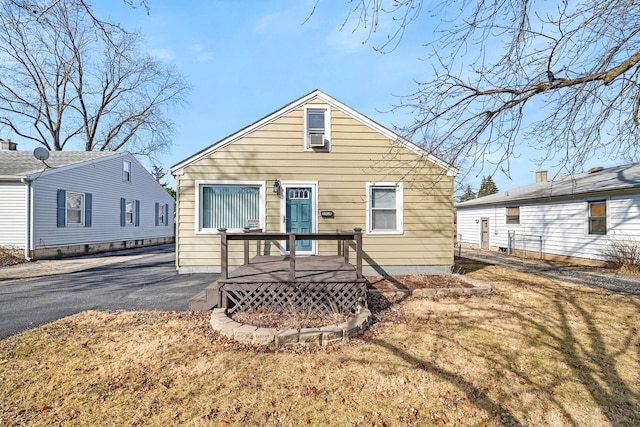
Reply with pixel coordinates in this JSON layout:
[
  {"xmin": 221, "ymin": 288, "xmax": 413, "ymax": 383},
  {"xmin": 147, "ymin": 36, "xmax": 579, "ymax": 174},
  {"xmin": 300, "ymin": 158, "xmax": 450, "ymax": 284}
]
[
  {"xmin": 458, "ymin": 194, "xmax": 640, "ymax": 261},
  {"xmin": 32, "ymin": 154, "xmax": 174, "ymax": 249},
  {"xmin": 177, "ymin": 106, "xmax": 455, "ymax": 271},
  {"xmin": 0, "ymin": 182, "xmax": 27, "ymax": 247}
]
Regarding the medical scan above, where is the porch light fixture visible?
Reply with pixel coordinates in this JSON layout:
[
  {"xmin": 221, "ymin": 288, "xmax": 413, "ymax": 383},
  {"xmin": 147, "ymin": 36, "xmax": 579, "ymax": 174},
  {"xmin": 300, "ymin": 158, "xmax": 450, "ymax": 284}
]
[{"xmin": 273, "ymin": 179, "xmax": 281, "ymax": 195}]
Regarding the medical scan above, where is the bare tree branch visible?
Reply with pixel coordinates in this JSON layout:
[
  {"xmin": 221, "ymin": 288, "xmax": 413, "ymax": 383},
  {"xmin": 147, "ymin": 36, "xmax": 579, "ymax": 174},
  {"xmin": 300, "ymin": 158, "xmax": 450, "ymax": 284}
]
[
  {"xmin": 336, "ymin": 0, "xmax": 640, "ymax": 176},
  {"xmin": 0, "ymin": 0, "xmax": 186, "ymax": 159}
]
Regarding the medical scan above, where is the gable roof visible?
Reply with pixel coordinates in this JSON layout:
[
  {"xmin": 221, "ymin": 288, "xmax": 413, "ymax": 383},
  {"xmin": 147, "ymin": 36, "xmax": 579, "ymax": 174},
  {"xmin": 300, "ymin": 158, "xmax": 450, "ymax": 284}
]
[
  {"xmin": 0, "ymin": 150, "xmax": 120, "ymax": 180},
  {"xmin": 171, "ymin": 89, "xmax": 459, "ymax": 176},
  {"xmin": 457, "ymin": 163, "xmax": 640, "ymax": 208}
]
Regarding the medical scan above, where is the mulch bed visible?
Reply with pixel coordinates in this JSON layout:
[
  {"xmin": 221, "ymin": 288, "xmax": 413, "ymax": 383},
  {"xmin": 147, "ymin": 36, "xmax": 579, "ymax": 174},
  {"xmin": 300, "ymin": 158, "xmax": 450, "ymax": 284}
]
[
  {"xmin": 231, "ymin": 275, "xmax": 472, "ymax": 330},
  {"xmin": 365, "ymin": 274, "xmax": 474, "ymax": 290}
]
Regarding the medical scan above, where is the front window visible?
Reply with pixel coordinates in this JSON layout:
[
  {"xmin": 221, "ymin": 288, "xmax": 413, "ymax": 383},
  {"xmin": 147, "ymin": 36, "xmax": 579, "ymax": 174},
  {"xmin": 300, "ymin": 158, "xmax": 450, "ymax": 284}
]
[
  {"xmin": 367, "ymin": 182, "xmax": 403, "ymax": 234},
  {"xmin": 199, "ymin": 181, "xmax": 265, "ymax": 231},
  {"xmin": 67, "ymin": 192, "xmax": 84, "ymax": 225},
  {"xmin": 588, "ymin": 201, "xmax": 606, "ymax": 235},
  {"xmin": 506, "ymin": 206, "xmax": 520, "ymax": 224}
]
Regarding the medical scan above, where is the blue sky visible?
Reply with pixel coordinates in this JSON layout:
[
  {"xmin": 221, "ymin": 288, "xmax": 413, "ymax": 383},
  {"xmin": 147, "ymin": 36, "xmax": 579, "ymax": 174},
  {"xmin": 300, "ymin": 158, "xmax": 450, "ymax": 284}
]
[{"xmin": 54, "ymin": 0, "xmax": 617, "ymax": 194}]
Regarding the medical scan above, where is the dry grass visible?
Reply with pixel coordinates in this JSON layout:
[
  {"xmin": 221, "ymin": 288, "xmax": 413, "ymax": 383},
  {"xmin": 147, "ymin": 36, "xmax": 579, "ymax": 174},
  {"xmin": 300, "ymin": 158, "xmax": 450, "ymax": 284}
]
[
  {"xmin": 1, "ymin": 259, "xmax": 639, "ymax": 426},
  {"xmin": 0, "ymin": 247, "xmax": 25, "ymax": 268}
]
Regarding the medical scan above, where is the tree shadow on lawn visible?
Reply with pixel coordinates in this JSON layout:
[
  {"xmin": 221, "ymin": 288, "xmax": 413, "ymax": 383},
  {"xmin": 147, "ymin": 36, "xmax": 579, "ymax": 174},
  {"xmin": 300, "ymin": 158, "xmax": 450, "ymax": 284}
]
[{"xmin": 365, "ymin": 273, "xmax": 640, "ymax": 426}]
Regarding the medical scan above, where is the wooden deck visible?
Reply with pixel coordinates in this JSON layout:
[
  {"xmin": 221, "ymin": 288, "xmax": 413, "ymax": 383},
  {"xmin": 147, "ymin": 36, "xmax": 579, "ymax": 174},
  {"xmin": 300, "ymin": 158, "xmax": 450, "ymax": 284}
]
[
  {"xmin": 221, "ymin": 255, "xmax": 364, "ymax": 283},
  {"xmin": 188, "ymin": 229, "xmax": 367, "ymax": 312}
]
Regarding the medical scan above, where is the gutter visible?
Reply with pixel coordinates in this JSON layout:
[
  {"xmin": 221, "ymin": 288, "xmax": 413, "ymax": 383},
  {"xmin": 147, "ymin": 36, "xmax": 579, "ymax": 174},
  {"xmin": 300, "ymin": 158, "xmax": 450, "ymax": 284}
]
[{"xmin": 20, "ymin": 178, "xmax": 32, "ymax": 261}]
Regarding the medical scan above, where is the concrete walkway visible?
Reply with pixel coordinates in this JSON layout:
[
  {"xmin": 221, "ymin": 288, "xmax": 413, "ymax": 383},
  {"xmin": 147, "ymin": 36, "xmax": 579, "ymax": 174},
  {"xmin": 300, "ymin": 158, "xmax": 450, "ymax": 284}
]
[
  {"xmin": 457, "ymin": 247, "xmax": 640, "ymax": 296},
  {"xmin": 0, "ymin": 244, "xmax": 216, "ymax": 339}
]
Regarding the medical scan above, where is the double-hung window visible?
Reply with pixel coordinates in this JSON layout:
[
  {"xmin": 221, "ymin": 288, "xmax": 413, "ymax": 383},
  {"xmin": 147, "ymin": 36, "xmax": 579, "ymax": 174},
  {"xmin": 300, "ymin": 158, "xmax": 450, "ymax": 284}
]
[
  {"xmin": 120, "ymin": 198, "xmax": 139, "ymax": 227},
  {"xmin": 304, "ymin": 104, "xmax": 331, "ymax": 150},
  {"xmin": 588, "ymin": 200, "xmax": 607, "ymax": 235},
  {"xmin": 123, "ymin": 160, "xmax": 131, "ymax": 182},
  {"xmin": 57, "ymin": 189, "xmax": 92, "ymax": 227},
  {"xmin": 506, "ymin": 206, "xmax": 520, "ymax": 225},
  {"xmin": 366, "ymin": 182, "xmax": 403, "ymax": 234},
  {"xmin": 197, "ymin": 181, "xmax": 265, "ymax": 232},
  {"xmin": 66, "ymin": 192, "xmax": 84, "ymax": 225}
]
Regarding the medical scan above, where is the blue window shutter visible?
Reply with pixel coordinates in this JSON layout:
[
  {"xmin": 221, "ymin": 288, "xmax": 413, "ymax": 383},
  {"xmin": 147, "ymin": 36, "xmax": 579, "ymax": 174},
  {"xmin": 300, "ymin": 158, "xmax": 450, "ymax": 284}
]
[
  {"xmin": 57, "ymin": 189, "xmax": 66, "ymax": 227},
  {"xmin": 165, "ymin": 204, "xmax": 169, "ymax": 226},
  {"xmin": 120, "ymin": 198, "xmax": 126, "ymax": 227},
  {"xmin": 155, "ymin": 202, "xmax": 159, "ymax": 226},
  {"xmin": 84, "ymin": 193, "xmax": 92, "ymax": 227},
  {"xmin": 135, "ymin": 200, "xmax": 140, "ymax": 226}
]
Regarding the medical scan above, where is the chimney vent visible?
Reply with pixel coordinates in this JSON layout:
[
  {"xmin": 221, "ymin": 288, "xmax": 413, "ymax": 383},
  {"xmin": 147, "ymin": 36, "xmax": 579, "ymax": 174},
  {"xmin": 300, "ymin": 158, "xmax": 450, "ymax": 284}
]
[
  {"xmin": 536, "ymin": 170, "xmax": 548, "ymax": 183},
  {"xmin": 1, "ymin": 139, "xmax": 17, "ymax": 151}
]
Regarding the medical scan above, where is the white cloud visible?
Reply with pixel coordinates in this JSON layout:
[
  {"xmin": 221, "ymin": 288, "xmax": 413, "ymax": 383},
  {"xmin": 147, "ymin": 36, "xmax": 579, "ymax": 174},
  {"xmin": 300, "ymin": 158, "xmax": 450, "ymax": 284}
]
[
  {"xmin": 150, "ymin": 48, "xmax": 176, "ymax": 61},
  {"xmin": 190, "ymin": 44, "xmax": 214, "ymax": 62}
]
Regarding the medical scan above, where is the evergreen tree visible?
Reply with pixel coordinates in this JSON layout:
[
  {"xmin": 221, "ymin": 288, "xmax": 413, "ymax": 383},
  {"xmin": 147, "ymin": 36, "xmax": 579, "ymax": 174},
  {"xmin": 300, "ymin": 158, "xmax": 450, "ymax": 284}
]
[
  {"xmin": 458, "ymin": 185, "xmax": 476, "ymax": 202},
  {"xmin": 478, "ymin": 176, "xmax": 499, "ymax": 198}
]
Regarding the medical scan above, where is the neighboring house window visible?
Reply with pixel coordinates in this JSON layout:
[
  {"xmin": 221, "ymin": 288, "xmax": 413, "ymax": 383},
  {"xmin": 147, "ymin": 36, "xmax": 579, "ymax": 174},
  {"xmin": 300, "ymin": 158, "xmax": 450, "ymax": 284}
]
[
  {"xmin": 155, "ymin": 202, "xmax": 170, "ymax": 226},
  {"xmin": 123, "ymin": 160, "xmax": 131, "ymax": 182},
  {"xmin": 506, "ymin": 206, "xmax": 520, "ymax": 225},
  {"xmin": 304, "ymin": 104, "xmax": 331, "ymax": 150},
  {"xmin": 197, "ymin": 181, "xmax": 265, "ymax": 232},
  {"xmin": 67, "ymin": 192, "xmax": 84, "ymax": 225},
  {"xmin": 366, "ymin": 182, "xmax": 404, "ymax": 234},
  {"xmin": 57, "ymin": 189, "xmax": 92, "ymax": 228},
  {"xmin": 588, "ymin": 200, "xmax": 607, "ymax": 235},
  {"xmin": 120, "ymin": 198, "xmax": 140, "ymax": 227}
]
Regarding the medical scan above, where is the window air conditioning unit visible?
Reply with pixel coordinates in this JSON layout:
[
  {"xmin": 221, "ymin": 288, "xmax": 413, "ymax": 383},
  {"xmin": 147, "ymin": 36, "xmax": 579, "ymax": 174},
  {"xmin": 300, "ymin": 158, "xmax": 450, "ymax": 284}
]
[{"xmin": 308, "ymin": 134, "xmax": 325, "ymax": 147}]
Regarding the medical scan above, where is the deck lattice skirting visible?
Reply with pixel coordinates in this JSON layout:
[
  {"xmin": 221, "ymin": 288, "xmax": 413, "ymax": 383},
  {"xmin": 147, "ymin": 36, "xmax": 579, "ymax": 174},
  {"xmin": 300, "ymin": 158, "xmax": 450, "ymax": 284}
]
[{"xmin": 220, "ymin": 281, "xmax": 367, "ymax": 315}]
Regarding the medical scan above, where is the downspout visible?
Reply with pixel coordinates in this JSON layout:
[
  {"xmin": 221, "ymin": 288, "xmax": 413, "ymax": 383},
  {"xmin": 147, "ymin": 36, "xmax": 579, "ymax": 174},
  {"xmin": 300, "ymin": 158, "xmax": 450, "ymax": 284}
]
[
  {"xmin": 20, "ymin": 177, "xmax": 32, "ymax": 261},
  {"xmin": 173, "ymin": 173, "xmax": 180, "ymax": 272}
]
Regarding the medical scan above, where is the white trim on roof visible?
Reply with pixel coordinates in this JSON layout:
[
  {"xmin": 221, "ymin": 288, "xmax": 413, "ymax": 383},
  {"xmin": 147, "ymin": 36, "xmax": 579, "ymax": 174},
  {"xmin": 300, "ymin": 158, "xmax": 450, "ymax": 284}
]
[
  {"xmin": 171, "ymin": 90, "xmax": 459, "ymax": 177},
  {"xmin": 25, "ymin": 151, "xmax": 126, "ymax": 180}
]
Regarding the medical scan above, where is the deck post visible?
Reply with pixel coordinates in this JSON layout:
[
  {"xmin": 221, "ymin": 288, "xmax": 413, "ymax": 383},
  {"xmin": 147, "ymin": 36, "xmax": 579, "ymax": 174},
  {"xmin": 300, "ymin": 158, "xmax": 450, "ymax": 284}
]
[
  {"xmin": 289, "ymin": 234, "xmax": 296, "ymax": 280},
  {"xmin": 354, "ymin": 227, "xmax": 363, "ymax": 279},
  {"xmin": 218, "ymin": 228, "xmax": 228, "ymax": 280},
  {"xmin": 243, "ymin": 228, "xmax": 250, "ymax": 265},
  {"xmin": 336, "ymin": 229, "xmax": 343, "ymax": 256}
]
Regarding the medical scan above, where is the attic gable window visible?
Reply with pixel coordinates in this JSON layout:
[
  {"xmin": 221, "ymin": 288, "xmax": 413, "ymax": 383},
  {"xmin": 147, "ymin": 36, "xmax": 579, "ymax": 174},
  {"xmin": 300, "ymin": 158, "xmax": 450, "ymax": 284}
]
[
  {"xmin": 123, "ymin": 160, "xmax": 131, "ymax": 182},
  {"xmin": 304, "ymin": 104, "xmax": 331, "ymax": 151}
]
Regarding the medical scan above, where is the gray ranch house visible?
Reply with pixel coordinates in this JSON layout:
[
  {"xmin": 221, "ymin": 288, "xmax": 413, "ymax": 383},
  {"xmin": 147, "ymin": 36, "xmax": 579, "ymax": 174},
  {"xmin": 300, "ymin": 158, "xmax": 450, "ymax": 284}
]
[
  {"xmin": 0, "ymin": 140, "xmax": 175, "ymax": 260},
  {"xmin": 456, "ymin": 164, "xmax": 640, "ymax": 265}
]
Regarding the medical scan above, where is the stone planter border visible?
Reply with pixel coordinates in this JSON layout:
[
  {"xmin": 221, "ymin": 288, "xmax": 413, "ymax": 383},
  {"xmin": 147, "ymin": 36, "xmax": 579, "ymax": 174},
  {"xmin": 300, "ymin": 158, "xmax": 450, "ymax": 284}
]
[{"xmin": 209, "ymin": 274, "xmax": 492, "ymax": 346}]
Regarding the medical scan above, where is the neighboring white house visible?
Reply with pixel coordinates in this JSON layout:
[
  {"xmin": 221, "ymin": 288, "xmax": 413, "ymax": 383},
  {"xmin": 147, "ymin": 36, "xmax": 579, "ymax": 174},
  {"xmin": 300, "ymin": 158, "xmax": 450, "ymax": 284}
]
[
  {"xmin": 0, "ymin": 140, "xmax": 175, "ymax": 259},
  {"xmin": 456, "ymin": 164, "xmax": 640, "ymax": 265}
]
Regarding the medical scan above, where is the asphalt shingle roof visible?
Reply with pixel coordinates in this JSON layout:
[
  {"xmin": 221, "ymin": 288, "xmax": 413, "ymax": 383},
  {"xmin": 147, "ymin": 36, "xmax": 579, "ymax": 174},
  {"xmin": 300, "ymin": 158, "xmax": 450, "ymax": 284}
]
[
  {"xmin": 457, "ymin": 163, "xmax": 640, "ymax": 208},
  {"xmin": 0, "ymin": 150, "xmax": 117, "ymax": 178}
]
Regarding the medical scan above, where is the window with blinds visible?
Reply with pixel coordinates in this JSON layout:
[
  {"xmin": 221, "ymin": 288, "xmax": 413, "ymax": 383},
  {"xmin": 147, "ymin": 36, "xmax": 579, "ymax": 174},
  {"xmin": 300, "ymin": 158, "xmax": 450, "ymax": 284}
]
[
  {"xmin": 201, "ymin": 185, "xmax": 261, "ymax": 230},
  {"xmin": 588, "ymin": 200, "xmax": 606, "ymax": 235}
]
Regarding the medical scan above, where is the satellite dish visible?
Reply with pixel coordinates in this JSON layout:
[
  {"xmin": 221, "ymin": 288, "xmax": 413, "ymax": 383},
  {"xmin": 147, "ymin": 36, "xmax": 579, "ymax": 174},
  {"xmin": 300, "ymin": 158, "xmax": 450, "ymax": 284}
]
[{"xmin": 33, "ymin": 147, "xmax": 50, "ymax": 161}]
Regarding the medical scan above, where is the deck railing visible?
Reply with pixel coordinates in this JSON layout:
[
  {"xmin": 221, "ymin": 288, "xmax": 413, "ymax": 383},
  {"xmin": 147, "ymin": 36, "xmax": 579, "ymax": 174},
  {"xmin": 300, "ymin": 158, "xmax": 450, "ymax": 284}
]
[{"xmin": 217, "ymin": 228, "xmax": 363, "ymax": 281}]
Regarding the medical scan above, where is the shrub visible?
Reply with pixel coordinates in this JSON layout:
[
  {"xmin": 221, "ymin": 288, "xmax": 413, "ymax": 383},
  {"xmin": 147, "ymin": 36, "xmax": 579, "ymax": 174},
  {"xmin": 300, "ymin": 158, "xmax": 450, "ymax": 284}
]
[
  {"xmin": 0, "ymin": 246, "xmax": 25, "ymax": 267},
  {"xmin": 603, "ymin": 236, "xmax": 640, "ymax": 274}
]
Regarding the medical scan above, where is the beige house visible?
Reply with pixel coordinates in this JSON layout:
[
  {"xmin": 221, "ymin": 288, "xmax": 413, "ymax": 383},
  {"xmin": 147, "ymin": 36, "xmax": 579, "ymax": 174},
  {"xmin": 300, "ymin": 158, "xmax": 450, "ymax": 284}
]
[{"xmin": 170, "ymin": 90, "xmax": 458, "ymax": 275}]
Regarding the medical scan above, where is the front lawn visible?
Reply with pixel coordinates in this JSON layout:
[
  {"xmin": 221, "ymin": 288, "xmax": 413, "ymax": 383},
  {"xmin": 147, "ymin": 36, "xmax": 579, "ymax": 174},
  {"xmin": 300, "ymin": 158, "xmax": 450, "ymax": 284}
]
[{"xmin": 1, "ymin": 259, "xmax": 638, "ymax": 426}]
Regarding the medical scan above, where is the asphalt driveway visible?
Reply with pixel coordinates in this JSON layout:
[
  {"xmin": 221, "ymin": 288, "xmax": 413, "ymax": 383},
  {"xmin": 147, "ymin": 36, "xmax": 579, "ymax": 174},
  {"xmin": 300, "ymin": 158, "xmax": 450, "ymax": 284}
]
[{"xmin": 0, "ymin": 244, "xmax": 216, "ymax": 339}]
